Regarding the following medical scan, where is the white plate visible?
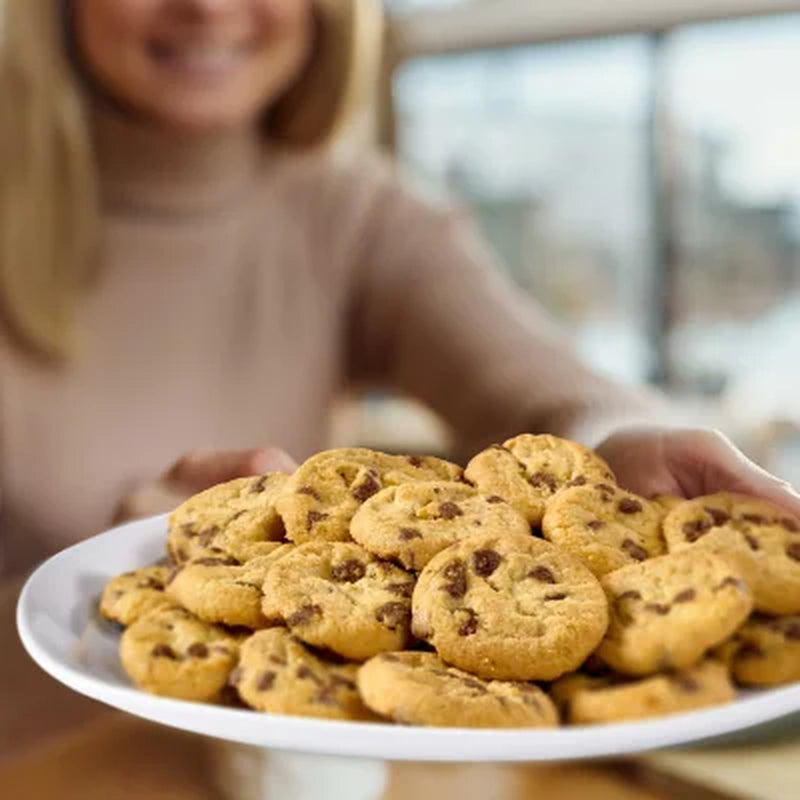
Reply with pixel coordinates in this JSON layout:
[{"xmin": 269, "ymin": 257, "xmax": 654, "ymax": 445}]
[{"xmin": 16, "ymin": 515, "xmax": 800, "ymax": 763}]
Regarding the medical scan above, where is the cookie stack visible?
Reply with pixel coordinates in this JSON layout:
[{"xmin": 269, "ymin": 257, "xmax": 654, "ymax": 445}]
[{"xmin": 100, "ymin": 435, "xmax": 800, "ymax": 728}]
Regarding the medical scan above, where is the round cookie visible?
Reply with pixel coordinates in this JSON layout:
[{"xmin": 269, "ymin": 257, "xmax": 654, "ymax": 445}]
[
  {"xmin": 232, "ymin": 628, "xmax": 375, "ymax": 721},
  {"xmin": 663, "ymin": 492, "xmax": 800, "ymax": 615},
  {"xmin": 167, "ymin": 474, "xmax": 288, "ymax": 564},
  {"xmin": 262, "ymin": 542, "xmax": 415, "ymax": 660},
  {"xmin": 550, "ymin": 660, "xmax": 735, "ymax": 724},
  {"xmin": 358, "ymin": 651, "xmax": 558, "ymax": 728},
  {"xmin": 464, "ymin": 434, "xmax": 615, "ymax": 526},
  {"xmin": 120, "ymin": 606, "xmax": 240, "ymax": 701},
  {"xmin": 350, "ymin": 481, "xmax": 531, "ymax": 571},
  {"xmin": 275, "ymin": 448, "xmax": 463, "ymax": 544},
  {"xmin": 722, "ymin": 614, "xmax": 800, "ymax": 687},
  {"xmin": 596, "ymin": 549, "xmax": 753, "ymax": 676},
  {"xmin": 166, "ymin": 552, "xmax": 287, "ymax": 629},
  {"xmin": 542, "ymin": 483, "xmax": 666, "ymax": 577},
  {"xmin": 411, "ymin": 533, "xmax": 609, "ymax": 681},
  {"xmin": 99, "ymin": 565, "xmax": 176, "ymax": 627}
]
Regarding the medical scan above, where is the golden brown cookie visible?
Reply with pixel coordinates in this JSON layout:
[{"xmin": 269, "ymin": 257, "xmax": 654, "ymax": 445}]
[
  {"xmin": 275, "ymin": 449, "xmax": 463, "ymax": 545},
  {"xmin": 719, "ymin": 614, "xmax": 800, "ymax": 687},
  {"xmin": 231, "ymin": 628, "xmax": 376, "ymax": 720},
  {"xmin": 167, "ymin": 474, "xmax": 287, "ymax": 564},
  {"xmin": 412, "ymin": 533, "xmax": 608, "ymax": 681},
  {"xmin": 542, "ymin": 483, "xmax": 666, "ymax": 577},
  {"xmin": 166, "ymin": 552, "xmax": 287, "ymax": 629},
  {"xmin": 261, "ymin": 541, "xmax": 416, "ymax": 660},
  {"xmin": 550, "ymin": 660, "xmax": 735, "ymax": 724},
  {"xmin": 350, "ymin": 481, "xmax": 531, "ymax": 571},
  {"xmin": 464, "ymin": 434, "xmax": 615, "ymax": 525},
  {"xmin": 663, "ymin": 492, "xmax": 800, "ymax": 615},
  {"xmin": 596, "ymin": 550, "xmax": 753, "ymax": 676},
  {"xmin": 99, "ymin": 565, "xmax": 176, "ymax": 627},
  {"xmin": 358, "ymin": 651, "xmax": 559, "ymax": 728},
  {"xmin": 120, "ymin": 607, "xmax": 240, "ymax": 701}
]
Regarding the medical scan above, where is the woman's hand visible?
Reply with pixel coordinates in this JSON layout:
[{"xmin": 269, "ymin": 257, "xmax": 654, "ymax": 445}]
[
  {"xmin": 111, "ymin": 447, "xmax": 297, "ymax": 524},
  {"xmin": 595, "ymin": 426, "xmax": 800, "ymax": 515}
]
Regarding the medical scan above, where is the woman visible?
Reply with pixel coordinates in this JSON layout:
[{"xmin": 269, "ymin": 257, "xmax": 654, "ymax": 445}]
[{"xmin": 1, "ymin": 0, "xmax": 799, "ymax": 788}]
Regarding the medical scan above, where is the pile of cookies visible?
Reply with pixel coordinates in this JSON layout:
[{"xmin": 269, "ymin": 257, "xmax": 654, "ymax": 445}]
[{"xmin": 99, "ymin": 435, "xmax": 800, "ymax": 728}]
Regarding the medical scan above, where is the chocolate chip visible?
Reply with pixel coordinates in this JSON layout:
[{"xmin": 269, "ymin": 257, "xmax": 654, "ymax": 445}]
[
  {"xmin": 618, "ymin": 498, "xmax": 643, "ymax": 514},
  {"xmin": 486, "ymin": 495, "xmax": 505, "ymax": 504},
  {"xmin": 783, "ymin": 620, "xmax": 800, "ymax": 640},
  {"xmin": 442, "ymin": 560, "xmax": 468, "ymax": 598},
  {"xmin": 151, "ymin": 644, "xmax": 177, "ymax": 659},
  {"xmin": 472, "ymin": 549, "xmax": 501, "ymax": 577},
  {"xmin": 296, "ymin": 665, "xmax": 323, "ymax": 684},
  {"xmin": 528, "ymin": 565, "xmax": 556, "ymax": 583},
  {"xmin": 566, "ymin": 476, "xmax": 588, "ymax": 488},
  {"xmin": 544, "ymin": 592, "xmax": 568, "ymax": 601},
  {"xmin": 673, "ymin": 588, "xmax": 696, "ymax": 603},
  {"xmin": 269, "ymin": 653, "xmax": 287, "ymax": 665},
  {"xmin": 297, "ymin": 485, "xmax": 321, "ymax": 501},
  {"xmin": 438, "ymin": 501, "xmax": 464, "ymax": 520},
  {"xmin": 704, "ymin": 507, "xmax": 731, "ymax": 526},
  {"xmin": 617, "ymin": 590, "xmax": 642, "ymax": 602},
  {"xmin": 407, "ymin": 456, "xmax": 424, "ymax": 468},
  {"xmin": 331, "ymin": 559, "xmax": 366, "ymax": 583},
  {"xmin": 307, "ymin": 510, "xmax": 329, "ymax": 529},
  {"xmin": 196, "ymin": 527, "xmax": 220, "ymax": 547},
  {"xmin": 194, "ymin": 556, "xmax": 238, "ymax": 567},
  {"xmin": 187, "ymin": 642, "xmax": 209, "ymax": 658},
  {"xmin": 352, "ymin": 474, "xmax": 380, "ymax": 502},
  {"xmin": 587, "ymin": 519, "xmax": 606, "ymax": 530},
  {"xmin": 142, "ymin": 577, "xmax": 164, "ymax": 590},
  {"xmin": 786, "ymin": 542, "xmax": 800, "ymax": 561},
  {"xmin": 670, "ymin": 674, "xmax": 700, "ymax": 692},
  {"xmin": 744, "ymin": 533, "xmax": 761, "ymax": 551},
  {"xmin": 683, "ymin": 518, "xmax": 712, "ymax": 542},
  {"xmin": 737, "ymin": 642, "xmax": 765, "ymax": 659},
  {"xmin": 715, "ymin": 575, "xmax": 746, "ymax": 592},
  {"xmin": 645, "ymin": 603, "xmax": 671, "ymax": 615},
  {"xmin": 780, "ymin": 517, "xmax": 800, "ymax": 533},
  {"xmin": 528, "ymin": 471, "xmax": 558, "ymax": 493},
  {"xmin": 741, "ymin": 513, "xmax": 768, "ymax": 525},
  {"xmin": 621, "ymin": 539, "xmax": 648, "ymax": 562},
  {"xmin": 596, "ymin": 483, "xmax": 617, "ymax": 499},
  {"xmin": 175, "ymin": 547, "xmax": 188, "ymax": 562},
  {"xmin": 457, "ymin": 608, "xmax": 479, "ymax": 636},
  {"xmin": 286, "ymin": 604, "xmax": 323, "ymax": 627},
  {"xmin": 250, "ymin": 476, "xmax": 268, "ymax": 494},
  {"xmin": 386, "ymin": 582, "xmax": 415, "ymax": 598},
  {"xmin": 376, "ymin": 602, "xmax": 411, "ymax": 631},
  {"xmin": 399, "ymin": 527, "xmax": 422, "ymax": 541},
  {"xmin": 257, "ymin": 671, "xmax": 276, "ymax": 691}
]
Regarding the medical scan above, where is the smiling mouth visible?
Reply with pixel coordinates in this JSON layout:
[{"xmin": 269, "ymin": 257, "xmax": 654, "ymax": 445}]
[{"xmin": 148, "ymin": 41, "xmax": 254, "ymax": 81}]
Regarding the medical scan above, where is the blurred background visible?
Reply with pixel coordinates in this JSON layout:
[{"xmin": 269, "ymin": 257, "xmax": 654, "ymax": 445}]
[{"xmin": 333, "ymin": 0, "xmax": 800, "ymax": 486}]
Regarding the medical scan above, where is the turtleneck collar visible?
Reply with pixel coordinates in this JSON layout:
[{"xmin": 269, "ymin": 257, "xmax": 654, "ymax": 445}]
[{"xmin": 91, "ymin": 101, "xmax": 265, "ymax": 217}]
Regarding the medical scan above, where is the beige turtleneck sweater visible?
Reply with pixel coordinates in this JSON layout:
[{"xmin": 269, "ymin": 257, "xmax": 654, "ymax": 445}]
[{"xmin": 0, "ymin": 107, "xmax": 656, "ymax": 758}]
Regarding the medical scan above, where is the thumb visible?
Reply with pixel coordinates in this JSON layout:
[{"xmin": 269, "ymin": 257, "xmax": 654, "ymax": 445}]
[{"xmin": 164, "ymin": 447, "xmax": 296, "ymax": 493}]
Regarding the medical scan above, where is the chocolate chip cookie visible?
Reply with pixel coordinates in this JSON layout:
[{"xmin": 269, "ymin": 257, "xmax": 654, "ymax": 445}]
[
  {"xmin": 261, "ymin": 541, "xmax": 416, "ymax": 660},
  {"xmin": 550, "ymin": 660, "xmax": 735, "ymax": 724},
  {"xmin": 596, "ymin": 550, "xmax": 753, "ymax": 676},
  {"xmin": 232, "ymin": 628, "xmax": 375, "ymax": 720},
  {"xmin": 99, "ymin": 565, "xmax": 176, "ymax": 627},
  {"xmin": 719, "ymin": 614, "xmax": 800, "ymax": 687},
  {"xmin": 167, "ymin": 474, "xmax": 288, "ymax": 564},
  {"xmin": 120, "ymin": 606, "xmax": 240, "ymax": 701},
  {"xmin": 464, "ymin": 434, "xmax": 615, "ymax": 526},
  {"xmin": 166, "ymin": 552, "xmax": 287, "ymax": 629},
  {"xmin": 663, "ymin": 492, "xmax": 800, "ymax": 615},
  {"xmin": 350, "ymin": 481, "xmax": 531, "ymax": 571},
  {"xmin": 358, "ymin": 651, "xmax": 559, "ymax": 728},
  {"xmin": 412, "ymin": 533, "xmax": 609, "ymax": 681},
  {"xmin": 275, "ymin": 448, "xmax": 464, "ymax": 545},
  {"xmin": 542, "ymin": 483, "xmax": 666, "ymax": 577}
]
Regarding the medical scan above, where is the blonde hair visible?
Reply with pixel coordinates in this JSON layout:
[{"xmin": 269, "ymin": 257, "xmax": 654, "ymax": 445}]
[{"xmin": 0, "ymin": 0, "xmax": 382, "ymax": 359}]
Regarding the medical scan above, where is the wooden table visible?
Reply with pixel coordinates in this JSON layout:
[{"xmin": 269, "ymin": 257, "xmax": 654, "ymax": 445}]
[{"xmin": 1, "ymin": 713, "xmax": 796, "ymax": 800}]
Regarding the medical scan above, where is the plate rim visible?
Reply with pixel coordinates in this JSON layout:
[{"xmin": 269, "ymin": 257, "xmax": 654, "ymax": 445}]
[{"xmin": 16, "ymin": 516, "xmax": 800, "ymax": 763}]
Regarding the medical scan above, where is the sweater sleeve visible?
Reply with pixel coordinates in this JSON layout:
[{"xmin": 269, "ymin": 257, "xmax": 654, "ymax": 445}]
[{"xmin": 342, "ymin": 158, "xmax": 664, "ymax": 457}]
